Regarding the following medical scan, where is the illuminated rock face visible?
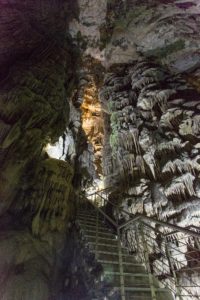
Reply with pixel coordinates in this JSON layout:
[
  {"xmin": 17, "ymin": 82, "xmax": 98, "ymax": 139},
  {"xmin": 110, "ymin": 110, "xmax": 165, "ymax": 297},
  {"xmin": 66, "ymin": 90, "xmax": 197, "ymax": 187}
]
[
  {"xmin": 104, "ymin": 0, "xmax": 200, "ymax": 71},
  {"xmin": 1, "ymin": 0, "xmax": 200, "ymax": 299},
  {"xmin": 69, "ymin": 0, "xmax": 107, "ymax": 61},
  {"xmin": 81, "ymin": 80, "xmax": 104, "ymax": 176},
  {"xmin": 68, "ymin": 0, "xmax": 200, "ymax": 73},
  {"xmin": 100, "ymin": 60, "xmax": 200, "ymax": 226}
]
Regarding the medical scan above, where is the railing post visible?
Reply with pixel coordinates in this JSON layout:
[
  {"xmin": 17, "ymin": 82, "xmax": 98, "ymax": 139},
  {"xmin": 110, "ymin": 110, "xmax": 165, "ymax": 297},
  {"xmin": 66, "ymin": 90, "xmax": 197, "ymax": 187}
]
[
  {"xmin": 165, "ymin": 239, "xmax": 183, "ymax": 300},
  {"xmin": 117, "ymin": 227, "xmax": 125, "ymax": 300},
  {"xmin": 103, "ymin": 194, "xmax": 106, "ymax": 223},
  {"xmin": 194, "ymin": 236, "xmax": 200, "ymax": 250},
  {"xmin": 135, "ymin": 224, "xmax": 142, "ymax": 261},
  {"xmin": 140, "ymin": 223, "xmax": 157, "ymax": 300},
  {"xmin": 116, "ymin": 207, "xmax": 119, "ymax": 227},
  {"xmin": 95, "ymin": 209, "xmax": 99, "ymax": 260},
  {"xmin": 95, "ymin": 192, "xmax": 97, "ymax": 206},
  {"xmin": 84, "ymin": 193, "xmax": 200, "ymax": 300}
]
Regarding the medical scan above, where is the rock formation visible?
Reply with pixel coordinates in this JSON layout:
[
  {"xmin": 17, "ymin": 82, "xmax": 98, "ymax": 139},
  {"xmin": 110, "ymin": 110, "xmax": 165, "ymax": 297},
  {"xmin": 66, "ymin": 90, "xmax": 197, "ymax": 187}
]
[
  {"xmin": 0, "ymin": 1, "xmax": 77, "ymax": 298},
  {"xmin": 100, "ymin": 60, "xmax": 200, "ymax": 227},
  {"xmin": 0, "ymin": 0, "xmax": 200, "ymax": 299}
]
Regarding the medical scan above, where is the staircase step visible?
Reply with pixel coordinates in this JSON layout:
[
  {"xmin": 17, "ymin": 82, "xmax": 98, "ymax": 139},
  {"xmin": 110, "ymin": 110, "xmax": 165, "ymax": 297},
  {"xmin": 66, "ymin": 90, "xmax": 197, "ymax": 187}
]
[
  {"xmin": 103, "ymin": 272, "xmax": 161, "ymax": 289},
  {"xmin": 77, "ymin": 207, "xmax": 173, "ymax": 300},
  {"xmin": 77, "ymin": 213, "xmax": 106, "ymax": 221},
  {"xmin": 100, "ymin": 261, "xmax": 146, "ymax": 274},
  {"xmin": 104, "ymin": 272, "xmax": 149, "ymax": 277},
  {"xmin": 85, "ymin": 235, "xmax": 118, "ymax": 244},
  {"xmin": 80, "ymin": 223, "xmax": 114, "ymax": 233},
  {"xmin": 81, "ymin": 228, "xmax": 115, "ymax": 236},
  {"xmin": 125, "ymin": 287, "xmax": 169, "ymax": 292},
  {"xmin": 77, "ymin": 217, "xmax": 105, "ymax": 223},
  {"xmin": 110, "ymin": 286, "xmax": 168, "ymax": 300},
  {"xmin": 78, "ymin": 221, "xmax": 111, "ymax": 230},
  {"xmin": 98, "ymin": 260, "xmax": 142, "ymax": 266},
  {"xmin": 83, "ymin": 230, "xmax": 117, "ymax": 239},
  {"xmin": 88, "ymin": 241, "xmax": 125, "ymax": 249},
  {"xmin": 77, "ymin": 219, "xmax": 100, "ymax": 226},
  {"xmin": 97, "ymin": 252, "xmax": 136, "ymax": 263},
  {"xmin": 88, "ymin": 242, "xmax": 128, "ymax": 254},
  {"xmin": 84, "ymin": 237, "xmax": 119, "ymax": 248},
  {"xmin": 125, "ymin": 289, "xmax": 173, "ymax": 300},
  {"xmin": 78, "ymin": 216, "xmax": 110, "ymax": 223},
  {"xmin": 77, "ymin": 215, "xmax": 98, "ymax": 220},
  {"xmin": 78, "ymin": 224, "xmax": 110, "ymax": 232},
  {"xmin": 78, "ymin": 211, "xmax": 97, "ymax": 216},
  {"xmin": 125, "ymin": 296, "xmax": 152, "ymax": 300},
  {"xmin": 104, "ymin": 274, "xmax": 150, "ymax": 288},
  {"xmin": 125, "ymin": 286, "xmax": 173, "ymax": 300},
  {"xmin": 97, "ymin": 250, "xmax": 132, "ymax": 256},
  {"xmin": 78, "ymin": 222, "xmax": 111, "ymax": 231}
]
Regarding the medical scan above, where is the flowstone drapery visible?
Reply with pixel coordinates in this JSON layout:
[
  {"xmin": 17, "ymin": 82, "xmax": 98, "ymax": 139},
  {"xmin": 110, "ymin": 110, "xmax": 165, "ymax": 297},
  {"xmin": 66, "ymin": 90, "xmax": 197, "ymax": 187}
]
[{"xmin": 100, "ymin": 60, "xmax": 200, "ymax": 226}]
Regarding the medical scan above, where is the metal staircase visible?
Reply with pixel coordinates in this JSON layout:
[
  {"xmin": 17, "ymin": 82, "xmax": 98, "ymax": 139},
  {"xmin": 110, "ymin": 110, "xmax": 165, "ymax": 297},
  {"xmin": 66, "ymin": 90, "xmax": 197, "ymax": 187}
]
[
  {"xmin": 76, "ymin": 190, "xmax": 200, "ymax": 300},
  {"xmin": 77, "ymin": 204, "xmax": 172, "ymax": 299}
]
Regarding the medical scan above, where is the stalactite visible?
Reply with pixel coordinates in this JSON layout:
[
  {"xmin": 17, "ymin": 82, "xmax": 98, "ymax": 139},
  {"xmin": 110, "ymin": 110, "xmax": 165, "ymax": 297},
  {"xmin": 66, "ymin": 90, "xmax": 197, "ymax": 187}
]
[
  {"xmin": 156, "ymin": 139, "xmax": 188, "ymax": 155},
  {"xmin": 132, "ymin": 76, "xmax": 156, "ymax": 91},
  {"xmin": 162, "ymin": 158, "xmax": 200, "ymax": 175},
  {"xmin": 102, "ymin": 59, "xmax": 200, "ymax": 230},
  {"xmin": 165, "ymin": 173, "xmax": 196, "ymax": 198},
  {"xmin": 143, "ymin": 147, "xmax": 157, "ymax": 179}
]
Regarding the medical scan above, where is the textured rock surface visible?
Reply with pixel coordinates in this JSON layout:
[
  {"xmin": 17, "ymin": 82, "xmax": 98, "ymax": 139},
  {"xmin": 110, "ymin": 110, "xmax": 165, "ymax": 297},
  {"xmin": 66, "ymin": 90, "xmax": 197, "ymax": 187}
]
[
  {"xmin": 16, "ymin": 158, "xmax": 74, "ymax": 235},
  {"xmin": 69, "ymin": 0, "xmax": 107, "ymax": 61},
  {"xmin": 81, "ymin": 78, "xmax": 104, "ymax": 176},
  {"xmin": 69, "ymin": 0, "xmax": 200, "ymax": 74},
  {"xmin": 1, "ymin": 0, "xmax": 200, "ymax": 299},
  {"xmin": 0, "ymin": 1, "xmax": 76, "ymax": 299},
  {"xmin": 104, "ymin": 0, "xmax": 200, "ymax": 71},
  {"xmin": 0, "ymin": 227, "xmax": 68, "ymax": 300},
  {"xmin": 100, "ymin": 60, "xmax": 200, "ymax": 227},
  {"xmin": 0, "ymin": 0, "xmax": 73, "ymax": 213}
]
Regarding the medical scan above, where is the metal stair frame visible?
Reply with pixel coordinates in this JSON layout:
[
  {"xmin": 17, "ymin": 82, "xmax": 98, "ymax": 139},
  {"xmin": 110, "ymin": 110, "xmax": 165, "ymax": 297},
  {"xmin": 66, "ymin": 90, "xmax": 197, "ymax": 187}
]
[{"xmin": 77, "ymin": 190, "xmax": 200, "ymax": 300}]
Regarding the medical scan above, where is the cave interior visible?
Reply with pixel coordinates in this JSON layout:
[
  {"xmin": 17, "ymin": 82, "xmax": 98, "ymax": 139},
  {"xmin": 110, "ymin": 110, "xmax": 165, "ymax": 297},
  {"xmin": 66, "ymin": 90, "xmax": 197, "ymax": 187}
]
[{"xmin": 0, "ymin": 0, "xmax": 200, "ymax": 299}]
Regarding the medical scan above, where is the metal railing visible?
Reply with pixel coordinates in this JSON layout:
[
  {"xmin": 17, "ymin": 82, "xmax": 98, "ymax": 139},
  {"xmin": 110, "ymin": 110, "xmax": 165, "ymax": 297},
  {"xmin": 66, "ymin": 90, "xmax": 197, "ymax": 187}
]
[{"xmin": 79, "ymin": 189, "xmax": 200, "ymax": 300}]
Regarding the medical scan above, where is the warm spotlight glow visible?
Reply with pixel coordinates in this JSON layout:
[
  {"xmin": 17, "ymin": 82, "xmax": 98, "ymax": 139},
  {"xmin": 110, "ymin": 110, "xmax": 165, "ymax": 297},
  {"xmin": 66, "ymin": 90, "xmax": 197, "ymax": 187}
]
[{"xmin": 81, "ymin": 82, "xmax": 104, "ymax": 176}]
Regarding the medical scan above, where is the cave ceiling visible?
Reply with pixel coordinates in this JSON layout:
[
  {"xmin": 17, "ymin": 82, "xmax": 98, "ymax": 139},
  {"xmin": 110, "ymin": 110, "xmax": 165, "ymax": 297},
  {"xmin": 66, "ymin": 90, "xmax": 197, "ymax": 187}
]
[{"xmin": 1, "ymin": 0, "xmax": 200, "ymax": 223}]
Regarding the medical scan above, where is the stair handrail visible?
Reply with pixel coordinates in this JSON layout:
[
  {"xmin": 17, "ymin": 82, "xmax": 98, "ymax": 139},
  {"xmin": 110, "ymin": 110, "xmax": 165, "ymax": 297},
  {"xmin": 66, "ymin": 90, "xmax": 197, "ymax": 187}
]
[
  {"xmin": 118, "ymin": 214, "xmax": 200, "ymax": 238},
  {"xmin": 79, "ymin": 191, "xmax": 200, "ymax": 300},
  {"xmin": 88, "ymin": 190, "xmax": 133, "ymax": 217},
  {"xmin": 82, "ymin": 195, "xmax": 118, "ymax": 228},
  {"xmin": 88, "ymin": 190, "xmax": 200, "ymax": 239}
]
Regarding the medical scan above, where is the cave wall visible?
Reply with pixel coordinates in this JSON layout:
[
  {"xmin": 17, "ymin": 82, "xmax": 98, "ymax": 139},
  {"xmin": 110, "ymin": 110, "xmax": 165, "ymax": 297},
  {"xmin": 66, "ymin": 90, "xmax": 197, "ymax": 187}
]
[
  {"xmin": 0, "ymin": 0, "xmax": 74, "ymax": 214},
  {"xmin": 100, "ymin": 60, "xmax": 200, "ymax": 226},
  {"xmin": 1, "ymin": 0, "xmax": 200, "ymax": 299},
  {"xmin": 67, "ymin": 0, "xmax": 200, "ymax": 206},
  {"xmin": 66, "ymin": 0, "xmax": 200, "ymax": 227},
  {"xmin": 0, "ymin": 1, "xmax": 79, "ymax": 299},
  {"xmin": 68, "ymin": 0, "xmax": 200, "ymax": 73}
]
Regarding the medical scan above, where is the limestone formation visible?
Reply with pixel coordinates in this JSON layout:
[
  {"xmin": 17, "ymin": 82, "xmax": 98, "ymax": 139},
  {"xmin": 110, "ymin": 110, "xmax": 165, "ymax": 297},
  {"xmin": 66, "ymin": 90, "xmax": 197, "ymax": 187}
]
[
  {"xmin": 101, "ymin": 60, "xmax": 200, "ymax": 227},
  {"xmin": 0, "ymin": 0, "xmax": 200, "ymax": 299}
]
